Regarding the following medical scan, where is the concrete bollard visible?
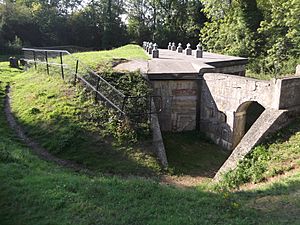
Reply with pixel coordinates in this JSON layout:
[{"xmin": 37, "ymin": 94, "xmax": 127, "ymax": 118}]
[
  {"xmin": 171, "ymin": 42, "xmax": 176, "ymax": 51},
  {"xmin": 168, "ymin": 42, "xmax": 172, "ymax": 50},
  {"xmin": 9, "ymin": 57, "xmax": 19, "ymax": 68},
  {"xmin": 195, "ymin": 43, "xmax": 203, "ymax": 58},
  {"xmin": 177, "ymin": 43, "xmax": 183, "ymax": 53},
  {"xmin": 185, "ymin": 43, "xmax": 192, "ymax": 55},
  {"xmin": 152, "ymin": 43, "xmax": 159, "ymax": 58},
  {"xmin": 148, "ymin": 42, "xmax": 153, "ymax": 54}
]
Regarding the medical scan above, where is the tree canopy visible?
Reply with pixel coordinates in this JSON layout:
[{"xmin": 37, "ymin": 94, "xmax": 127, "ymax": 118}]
[{"xmin": 1, "ymin": 0, "xmax": 299, "ymax": 76}]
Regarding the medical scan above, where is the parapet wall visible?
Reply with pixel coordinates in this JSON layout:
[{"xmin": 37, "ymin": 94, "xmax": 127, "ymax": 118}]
[
  {"xmin": 278, "ymin": 77, "xmax": 300, "ymax": 109},
  {"xmin": 200, "ymin": 74, "xmax": 300, "ymax": 150}
]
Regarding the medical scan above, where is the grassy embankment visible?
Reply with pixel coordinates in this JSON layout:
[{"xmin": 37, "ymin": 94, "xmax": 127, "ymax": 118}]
[
  {"xmin": 6, "ymin": 45, "xmax": 161, "ymax": 177},
  {"xmin": 1, "ymin": 45, "xmax": 300, "ymax": 224},
  {"xmin": 1, "ymin": 59, "xmax": 300, "ymax": 225},
  {"xmin": 5, "ymin": 44, "xmax": 228, "ymax": 177}
]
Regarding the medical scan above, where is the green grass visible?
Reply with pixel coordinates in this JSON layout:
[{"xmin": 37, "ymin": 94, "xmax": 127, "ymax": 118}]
[
  {"xmin": 1, "ymin": 56, "xmax": 300, "ymax": 224},
  {"xmin": 163, "ymin": 131, "xmax": 230, "ymax": 176},
  {"xmin": 219, "ymin": 118, "xmax": 300, "ymax": 190},
  {"xmin": 0, "ymin": 45, "xmax": 160, "ymax": 177},
  {"xmin": 0, "ymin": 45, "xmax": 300, "ymax": 225},
  {"xmin": 8, "ymin": 71, "xmax": 160, "ymax": 177},
  {"xmin": 70, "ymin": 44, "xmax": 149, "ymax": 69}
]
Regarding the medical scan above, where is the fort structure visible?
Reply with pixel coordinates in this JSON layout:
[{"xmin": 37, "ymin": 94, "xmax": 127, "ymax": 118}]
[{"xmin": 115, "ymin": 43, "xmax": 300, "ymax": 179}]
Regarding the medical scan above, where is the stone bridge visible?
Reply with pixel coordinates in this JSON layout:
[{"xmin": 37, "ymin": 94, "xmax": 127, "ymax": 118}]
[{"xmin": 115, "ymin": 47, "xmax": 300, "ymax": 178}]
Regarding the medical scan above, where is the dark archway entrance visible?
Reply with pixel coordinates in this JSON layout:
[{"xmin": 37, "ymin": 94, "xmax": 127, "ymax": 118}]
[{"xmin": 232, "ymin": 101, "xmax": 265, "ymax": 149}]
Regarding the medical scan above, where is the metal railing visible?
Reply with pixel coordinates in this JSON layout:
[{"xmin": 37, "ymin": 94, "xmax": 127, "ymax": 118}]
[{"xmin": 22, "ymin": 48, "xmax": 162, "ymax": 117}]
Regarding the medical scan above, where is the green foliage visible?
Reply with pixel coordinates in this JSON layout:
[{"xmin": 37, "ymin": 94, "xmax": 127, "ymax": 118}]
[
  {"xmin": 219, "ymin": 146, "xmax": 270, "ymax": 190},
  {"xmin": 201, "ymin": 0, "xmax": 262, "ymax": 58},
  {"xmin": 127, "ymin": 0, "xmax": 207, "ymax": 46},
  {"xmin": 218, "ymin": 118, "xmax": 300, "ymax": 190},
  {"xmin": 257, "ymin": 0, "xmax": 300, "ymax": 74},
  {"xmin": 201, "ymin": 0, "xmax": 300, "ymax": 78},
  {"xmin": 0, "ymin": 0, "xmax": 128, "ymax": 50}
]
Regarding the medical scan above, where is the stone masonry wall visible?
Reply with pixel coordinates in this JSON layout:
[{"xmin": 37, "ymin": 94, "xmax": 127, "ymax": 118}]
[
  {"xmin": 278, "ymin": 77, "xmax": 300, "ymax": 109},
  {"xmin": 200, "ymin": 73, "xmax": 278, "ymax": 150},
  {"xmin": 151, "ymin": 80, "xmax": 197, "ymax": 132}
]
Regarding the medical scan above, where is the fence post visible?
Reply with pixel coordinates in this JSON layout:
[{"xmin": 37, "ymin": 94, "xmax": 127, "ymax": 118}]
[
  {"xmin": 121, "ymin": 96, "xmax": 128, "ymax": 113},
  {"xmin": 149, "ymin": 96, "xmax": 152, "ymax": 122},
  {"xmin": 60, "ymin": 52, "xmax": 64, "ymax": 80},
  {"xmin": 45, "ymin": 51, "xmax": 49, "ymax": 75},
  {"xmin": 33, "ymin": 51, "xmax": 37, "ymax": 70},
  {"xmin": 74, "ymin": 60, "xmax": 79, "ymax": 85},
  {"xmin": 95, "ymin": 76, "xmax": 101, "ymax": 103}
]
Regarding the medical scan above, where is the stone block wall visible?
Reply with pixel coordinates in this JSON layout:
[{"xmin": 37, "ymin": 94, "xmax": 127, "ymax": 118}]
[
  {"xmin": 200, "ymin": 73, "xmax": 276, "ymax": 150},
  {"xmin": 278, "ymin": 77, "xmax": 300, "ymax": 109},
  {"xmin": 151, "ymin": 80, "xmax": 197, "ymax": 132}
]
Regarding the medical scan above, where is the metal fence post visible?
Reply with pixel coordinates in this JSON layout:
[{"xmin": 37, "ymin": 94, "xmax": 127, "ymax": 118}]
[
  {"xmin": 33, "ymin": 51, "xmax": 37, "ymax": 70},
  {"xmin": 45, "ymin": 51, "xmax": 49, "ymax": 75},
  {"xmin": 95, "ymin": 76, "xmax": 101, "ymax": 103},
  {"xmin": 121, "ymin": 96, "xmax": 128, "ymax": 113},
  {"xmin": 60, "ymin": 52, "xmax": 64, "ymax": 80},
  {"xmin": 74, "ymin": 60, "xmax": 79, "ymax": 85}
]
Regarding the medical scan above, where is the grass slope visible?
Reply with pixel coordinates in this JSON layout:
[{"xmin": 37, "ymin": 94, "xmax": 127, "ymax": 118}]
[
  {"xmin": 1, "ymin": 62, "xmax": 300, "ymax": 224},
  {"xmin": 1, "ymin": 46, "xmax": 300, "ymax": 224},
  {"xmin": 5, "ymin": 45, "xmax": 160, "ymax": 177},
  {"xmin": 219, "ymin": 119, "xmax": 300, "ymax": 189},
  {"xmin": 71, "ymin": 44, "xmax": 149, "ymax": 69}
]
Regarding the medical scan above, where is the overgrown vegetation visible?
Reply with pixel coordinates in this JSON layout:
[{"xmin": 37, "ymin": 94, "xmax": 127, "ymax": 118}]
[
  {"xmin": 218, "ymin": 119, "xmax": 300, "ymax": 190},
  {"xmin": 201, "ymin": 0, "xmax": 300, "ymax": 78}
]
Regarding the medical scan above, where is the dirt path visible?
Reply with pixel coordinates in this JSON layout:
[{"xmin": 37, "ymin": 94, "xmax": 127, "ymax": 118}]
[{"xmin": 4, "ymin": 85, "xmax": 90, "ymax": 174}]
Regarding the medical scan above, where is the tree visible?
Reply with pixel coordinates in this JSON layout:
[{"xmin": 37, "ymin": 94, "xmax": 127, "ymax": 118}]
[{"xmin": 200, "ymin": 0, "xmax": 263, "ymax": 57}]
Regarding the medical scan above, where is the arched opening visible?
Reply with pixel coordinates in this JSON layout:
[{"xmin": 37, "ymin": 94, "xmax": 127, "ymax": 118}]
[{"xmin": 232, "ymin": 101, "xmax": 265, "ymax": 149}]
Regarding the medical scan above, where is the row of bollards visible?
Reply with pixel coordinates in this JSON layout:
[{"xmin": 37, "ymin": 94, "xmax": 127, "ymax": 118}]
[
  {"xmin": 142, "ymin": 41, "xmax": 203, "ymax": 59},
  {"xmin": 143, "ymin": 42, "xmax": 159, "ymax": 58},
  {"xmin": 168, "ymin": 42, "xmax": 203, "ymax": 58},
  {"xmin": 143, "ymin": 41, "xmax": 159, "ymax": 58}
]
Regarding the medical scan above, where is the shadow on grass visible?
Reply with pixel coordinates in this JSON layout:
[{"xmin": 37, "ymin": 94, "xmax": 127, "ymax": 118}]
[
  {"xmin": 1, "ymin": 83, "xmax": 300, "ymax": 224},
  {"xmin": 10, "ymin": 110, "xmax": 160, "ymax": 178},
  {"xmin": 163, "ymin": 131, "xmax": 230, "ymax": 177},
  {"xmin": 235, "ymin": 174, "xmax": 300, "ymax": 224}
]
